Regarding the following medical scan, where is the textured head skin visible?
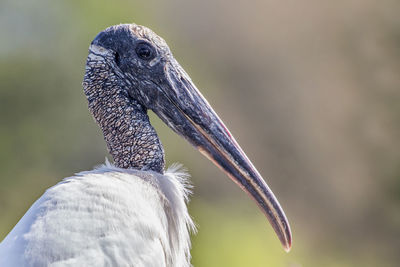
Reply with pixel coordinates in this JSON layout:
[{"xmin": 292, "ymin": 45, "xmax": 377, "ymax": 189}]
[
  {"xmin": 83, "ymin": 23, "xmax": 292, "ymax": 251},
  {"xmin": 90, "ymin": 24, "xmax": 174, "ymax": 111},
  {"xmin": 83, "ymin": 24, "xmax": 167, "ymax": 172}
]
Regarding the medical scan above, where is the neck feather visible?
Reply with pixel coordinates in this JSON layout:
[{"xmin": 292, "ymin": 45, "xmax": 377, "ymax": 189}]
[{"xmin": 83, "ymin": 58, "xmax": 165, "ymax": 173}]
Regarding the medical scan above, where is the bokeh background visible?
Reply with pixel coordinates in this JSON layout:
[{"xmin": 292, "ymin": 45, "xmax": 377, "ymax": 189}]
[{"xmin": 1, "ymin": 0, "xmax": 399, "ymax": 266}]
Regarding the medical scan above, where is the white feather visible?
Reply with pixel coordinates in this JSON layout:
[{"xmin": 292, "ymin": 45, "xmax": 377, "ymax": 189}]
[{"xmin": 0, "ymin": 162, "xmax": 195, "ymax": 267}]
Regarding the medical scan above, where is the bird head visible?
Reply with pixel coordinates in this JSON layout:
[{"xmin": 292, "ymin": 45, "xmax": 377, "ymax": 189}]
[{"xmin": 84, "ymin": 24, "xmax": 292, "ymax": 251}]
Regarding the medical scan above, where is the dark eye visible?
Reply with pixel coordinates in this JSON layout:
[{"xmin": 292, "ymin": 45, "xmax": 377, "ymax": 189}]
[{"xmin": 135, "ymin": 42, "xmax": 155, "ymax": 60}]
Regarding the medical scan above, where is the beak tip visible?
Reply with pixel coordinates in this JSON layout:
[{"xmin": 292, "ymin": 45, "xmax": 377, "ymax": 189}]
[
  {"xmin": 278, "ymin": 222, "xmax": 292, "ymax": 253},
  {"xmin": 283, "ymin": 241, "xmax": 292, "ymax": 253}
]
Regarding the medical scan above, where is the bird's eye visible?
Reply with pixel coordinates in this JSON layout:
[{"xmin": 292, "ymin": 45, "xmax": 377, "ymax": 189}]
[{"xmin": 135, "ymin": 42, "xmax": 155, "ymax": 60}]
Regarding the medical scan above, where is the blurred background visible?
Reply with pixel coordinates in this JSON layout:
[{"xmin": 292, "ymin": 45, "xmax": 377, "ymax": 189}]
[{"xmin": 1, "ymin": 0, "xmax": 399, "ymax": 266}]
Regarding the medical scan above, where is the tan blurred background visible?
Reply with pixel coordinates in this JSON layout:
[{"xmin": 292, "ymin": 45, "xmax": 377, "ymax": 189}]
[{"xmin": 1, "ymin": 0, "xmax": 399, "ymax": 266}]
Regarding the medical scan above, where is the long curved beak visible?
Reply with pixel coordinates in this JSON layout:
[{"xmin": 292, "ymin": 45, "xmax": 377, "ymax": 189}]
[{"xmin": 151, "ymin": 58, "xmax": 292, "ymax": 251}]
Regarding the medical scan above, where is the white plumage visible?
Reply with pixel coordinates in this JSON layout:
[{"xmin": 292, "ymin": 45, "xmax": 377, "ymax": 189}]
[{"xmin": 0, "ymin": 162, "xmax": 195, "ymax": 267}]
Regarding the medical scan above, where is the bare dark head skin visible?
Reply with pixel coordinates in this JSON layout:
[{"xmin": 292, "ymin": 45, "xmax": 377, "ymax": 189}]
[{"xmin": 83, "ymin": 23, "xmax": 292, "ymax": 251}]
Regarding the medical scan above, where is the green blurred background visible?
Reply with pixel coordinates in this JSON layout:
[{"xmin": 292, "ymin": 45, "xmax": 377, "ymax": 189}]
[{"xmin": 1, "ymin": 0, "xmax": 399, "ymax": 266}]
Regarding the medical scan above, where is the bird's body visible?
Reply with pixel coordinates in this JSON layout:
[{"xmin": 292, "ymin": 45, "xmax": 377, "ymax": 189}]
[
  {"xmin": 0, "ymin": 23, "xmax": 291, "ymax": 266},
  {"xmin": 0, "ymin": 163, "xmax": 194, "ymax": 267}
]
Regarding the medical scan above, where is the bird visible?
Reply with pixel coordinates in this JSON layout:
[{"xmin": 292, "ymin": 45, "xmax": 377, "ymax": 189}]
[{"xmin": 0, "ymin": 23, "xmax": 292, "ymax": 266}]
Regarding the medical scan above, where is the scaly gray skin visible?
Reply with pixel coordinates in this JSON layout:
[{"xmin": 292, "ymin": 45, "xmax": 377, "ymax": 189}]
[
  {"xmin": 83, "ymin": 38, "xmax": 165, "ymax": 172},
  {"xmin": 82, "ymin": 23, "xmax": 292, "ymax": 250}
]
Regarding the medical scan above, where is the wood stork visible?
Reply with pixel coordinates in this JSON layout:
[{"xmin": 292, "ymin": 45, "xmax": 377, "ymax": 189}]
[{"xmin": 0, "ymin": 24, "xmax": 292, "ymax": 266}]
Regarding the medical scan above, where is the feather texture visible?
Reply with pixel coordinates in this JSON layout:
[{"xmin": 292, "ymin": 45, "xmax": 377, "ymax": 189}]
[{"xmin": 0, "ymin": 162, "xmax": 195, "ymax": 267}]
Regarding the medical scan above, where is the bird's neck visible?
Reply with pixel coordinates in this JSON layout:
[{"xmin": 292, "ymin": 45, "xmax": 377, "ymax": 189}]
[{"xmin": 83, "ymin": 60, "xmax": 165, "ymax": 173}]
